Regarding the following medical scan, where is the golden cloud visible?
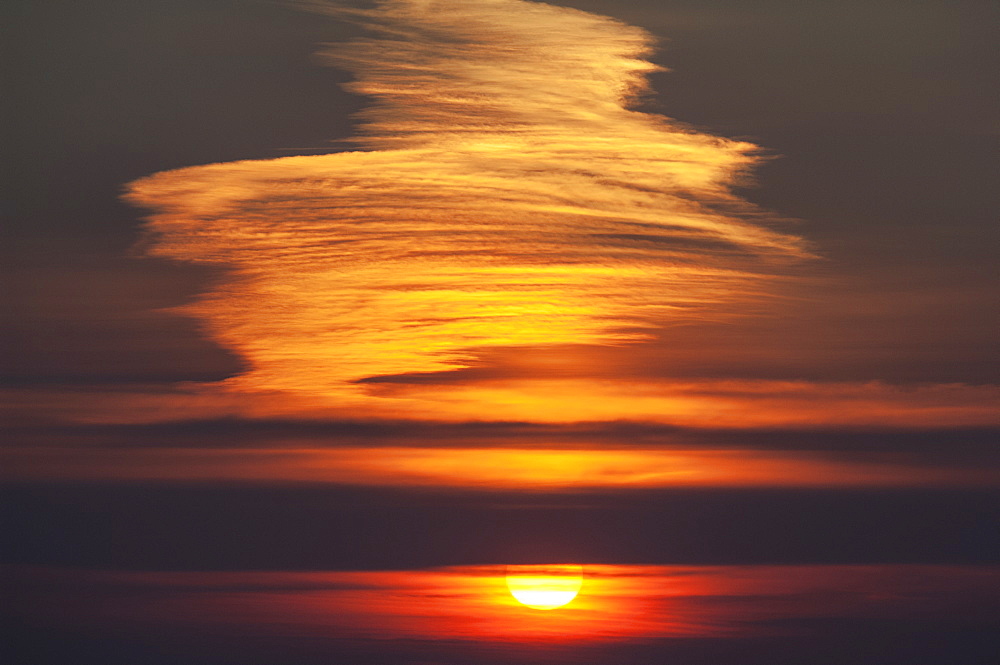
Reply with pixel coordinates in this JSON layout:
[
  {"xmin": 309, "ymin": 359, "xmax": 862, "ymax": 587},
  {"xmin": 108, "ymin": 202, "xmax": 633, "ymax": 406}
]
[{"xmin": 127, "ymin": 0, "xmax": 808, "ymax": 412}]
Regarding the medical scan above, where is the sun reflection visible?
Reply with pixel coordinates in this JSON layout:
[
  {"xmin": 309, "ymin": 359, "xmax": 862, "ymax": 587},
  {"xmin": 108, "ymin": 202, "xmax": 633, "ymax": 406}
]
[{"xmin": 505, "ymin": 564, "xmax": 584, "ymax": 610}]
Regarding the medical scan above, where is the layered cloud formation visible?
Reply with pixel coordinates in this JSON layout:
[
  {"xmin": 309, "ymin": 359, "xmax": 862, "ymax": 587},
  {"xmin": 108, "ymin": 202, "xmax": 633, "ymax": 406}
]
[
  {"xmin": 127, "ymin": 0, "xmax": 807, "ymax": 406},
  {"xmin": 81, "ymin": 0, "xmax": 1000, "ymax": 492}
]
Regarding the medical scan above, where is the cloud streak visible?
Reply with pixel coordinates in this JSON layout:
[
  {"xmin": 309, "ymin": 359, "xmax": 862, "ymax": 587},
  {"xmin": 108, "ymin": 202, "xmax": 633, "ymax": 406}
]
[{"xmin": 127, "ymin": 0, "xmax": 808, "ymax": 410}]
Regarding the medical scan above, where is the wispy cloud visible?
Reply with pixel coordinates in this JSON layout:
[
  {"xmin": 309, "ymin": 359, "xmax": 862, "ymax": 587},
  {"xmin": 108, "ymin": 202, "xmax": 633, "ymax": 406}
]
[
  {"xmin": 126, "ymin": 0, "xmax": 808, "ymax": 412},
  {"xmin": 8, "ymin": 443, "xmax": 999, "ymax": 488},
  {"xmin": 106, "ymin": 0, "xmax": 1000, "ymax": 494}
]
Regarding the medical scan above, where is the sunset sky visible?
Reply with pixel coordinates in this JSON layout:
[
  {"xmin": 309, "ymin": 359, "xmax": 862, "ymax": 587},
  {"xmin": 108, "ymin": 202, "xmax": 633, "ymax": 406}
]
[{"xmin": 4, "ymin": 0, "xmax": 998, "ymax": 663}]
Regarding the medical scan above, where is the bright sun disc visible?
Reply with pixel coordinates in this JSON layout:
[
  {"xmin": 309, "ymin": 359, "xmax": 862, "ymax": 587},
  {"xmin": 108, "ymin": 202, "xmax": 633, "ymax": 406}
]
[{"xmin": 505, "ymin": 564, "xmax": 584, "ymax": 610}]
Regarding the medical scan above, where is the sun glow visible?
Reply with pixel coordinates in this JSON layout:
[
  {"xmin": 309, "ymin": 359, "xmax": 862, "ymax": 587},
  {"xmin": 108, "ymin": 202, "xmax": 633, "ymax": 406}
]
[{"xmin": 505, "ymin": 564, "xmax": 584, "ymax": 610}]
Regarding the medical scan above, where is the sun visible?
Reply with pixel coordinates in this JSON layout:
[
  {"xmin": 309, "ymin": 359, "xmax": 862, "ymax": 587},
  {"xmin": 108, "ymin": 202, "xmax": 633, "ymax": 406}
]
[{"xmin": 505, "ymin": 564, "xmax": 584, "ymax": 610}]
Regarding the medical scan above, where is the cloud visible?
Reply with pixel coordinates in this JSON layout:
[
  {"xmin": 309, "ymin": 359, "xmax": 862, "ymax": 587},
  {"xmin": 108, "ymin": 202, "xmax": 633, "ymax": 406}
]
[
  {"xmin": 126, "ymin": 0, "xmax": 808, "ymax": 413},
  {"xmin": 5, "ymin": 377, "xmax": 998, "ymax": 429},
  {"xmin": 9, "ymin": 444, "xmax": 997, "ymax": 488},
  {"xmin": 6, "ymin": 383, "xmax": 999, "ymax": 488}
]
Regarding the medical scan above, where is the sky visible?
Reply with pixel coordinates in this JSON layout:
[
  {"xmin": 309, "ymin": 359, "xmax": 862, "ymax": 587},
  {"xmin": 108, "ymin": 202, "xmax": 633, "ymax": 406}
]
[{"xmin": 4, "ymin": 0, "xmax": 999, "ymax": 663}]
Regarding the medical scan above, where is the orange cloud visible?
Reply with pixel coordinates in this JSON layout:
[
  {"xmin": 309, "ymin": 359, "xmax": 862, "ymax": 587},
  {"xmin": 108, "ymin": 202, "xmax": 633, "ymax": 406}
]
[
  {"xmin": 4, "ymin": 377, "xmax": 998, "ymax": 429},
  {"xmin": 126, "ymin": 0, "xmax": 808, "ymax": 414},
  {"xmin": 6, "ymin": 442, "xmax": 997, "ymax": 488}
]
